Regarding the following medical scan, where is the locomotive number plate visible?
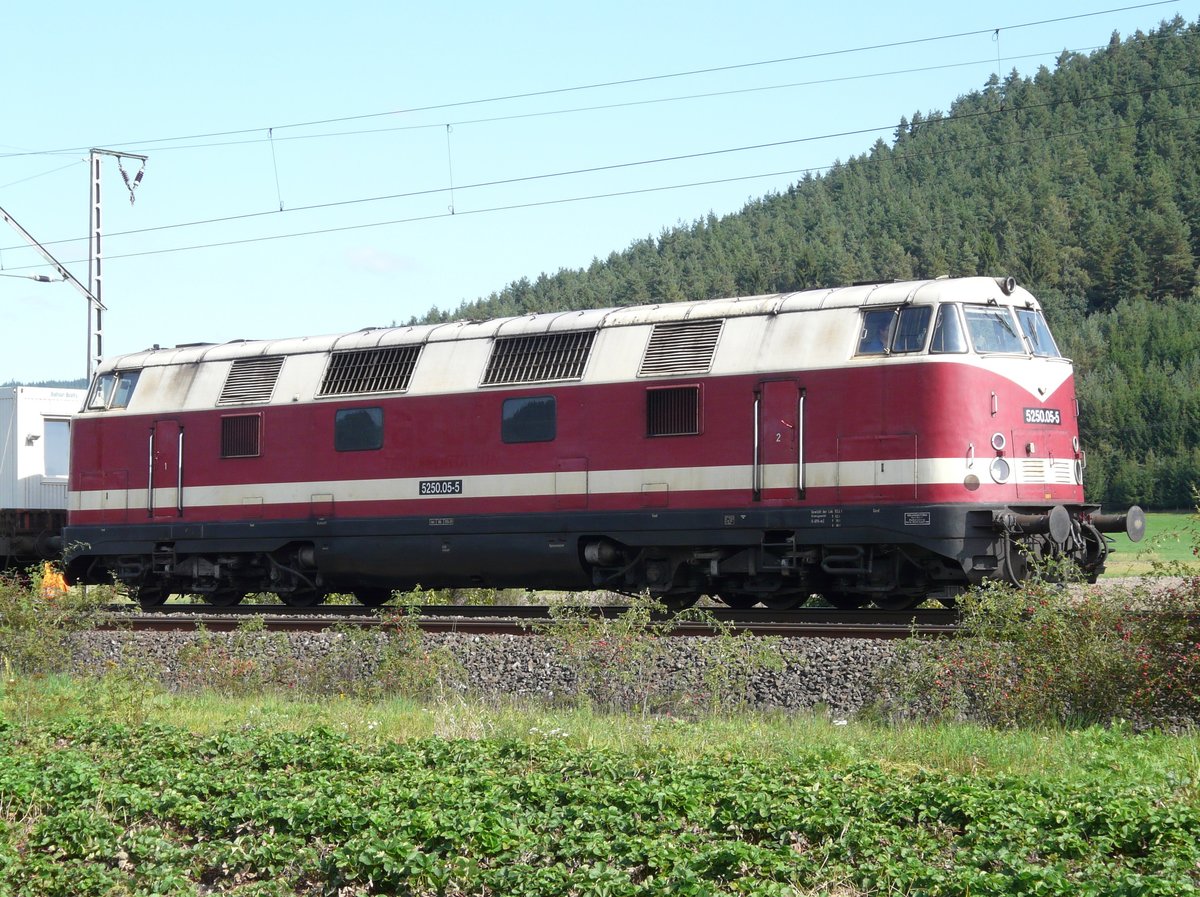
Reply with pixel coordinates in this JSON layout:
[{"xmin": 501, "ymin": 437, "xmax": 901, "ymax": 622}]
[
  {"xmin": 419, "ymin": 479, "xmax": 463, "ymax": 496},
  {"xmin": 1023, "ymin": 407, "xmax": 1061, "ymax": 425}
]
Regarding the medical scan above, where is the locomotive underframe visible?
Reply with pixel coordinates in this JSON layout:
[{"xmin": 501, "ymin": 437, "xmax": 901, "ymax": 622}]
[
  {"xmin": 63, "ymin": 501, "xmax": 1136, "ymax": 609},
  {"xmin": 1, "ymin": 508, "xmax": 66, "ymax": 569}
]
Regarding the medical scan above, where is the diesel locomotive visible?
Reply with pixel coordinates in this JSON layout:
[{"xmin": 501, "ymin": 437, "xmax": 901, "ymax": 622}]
[{"xmin": 63, "ymin": 276, "xmax": 1144, "ymax": 609}]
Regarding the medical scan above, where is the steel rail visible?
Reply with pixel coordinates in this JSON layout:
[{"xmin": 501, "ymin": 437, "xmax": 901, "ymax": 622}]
[{"xmin": 96, "ymin": 605, "xmax": 959, "ymax": 638}]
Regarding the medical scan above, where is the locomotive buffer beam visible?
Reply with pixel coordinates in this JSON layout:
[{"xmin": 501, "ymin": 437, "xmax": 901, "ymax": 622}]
[{"xmin": 993, "ymin": 505, "xmax": 1145, "ymax": 545}]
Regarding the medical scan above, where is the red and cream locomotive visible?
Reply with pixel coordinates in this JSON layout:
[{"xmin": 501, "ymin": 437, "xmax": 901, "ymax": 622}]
[{"xmin": 63, "ymin": 276, "xmax": 1144, "ymax": 609}]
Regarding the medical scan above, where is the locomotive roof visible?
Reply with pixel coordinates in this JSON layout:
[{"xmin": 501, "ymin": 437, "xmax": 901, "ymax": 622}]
[{"xmin": 101, "ymin": 276, "xmax": 1036, "ymax": 371}]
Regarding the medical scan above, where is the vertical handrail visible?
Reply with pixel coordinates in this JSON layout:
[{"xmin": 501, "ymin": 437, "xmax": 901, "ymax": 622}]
[
  {"xmin": 147, "ymin": 429, "xmax": 155, "ymax": 517},
  {"xmin": 797, "ymin": 390, "xmax": 806, "ymax": 496},
  {"xmin": 176, "ymin": 427, "xmax": 184, "ymax": 515},
  {"xmin": 752, "ymin": 393, "xmax": 761, "ymax": 498}
]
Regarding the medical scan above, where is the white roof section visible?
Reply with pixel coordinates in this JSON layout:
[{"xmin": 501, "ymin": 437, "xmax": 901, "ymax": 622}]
[{"xmin": 96, "ymin": 277, "xmax": 1037, "ymax": 374}]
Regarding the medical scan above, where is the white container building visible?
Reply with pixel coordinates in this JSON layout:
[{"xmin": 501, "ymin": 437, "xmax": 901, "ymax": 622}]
[{"xmin": 1, "ymin": 386, "xmax": 85, "ymax": 565}]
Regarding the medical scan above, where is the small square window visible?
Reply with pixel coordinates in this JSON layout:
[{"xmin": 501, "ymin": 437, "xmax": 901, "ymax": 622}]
[
  {"xmin": 335, "ymin": 407, "xmax": 384, "ymax": 452},
  {"xmin": 502, "ymin": 396, "xmax": 556, "ymax": 443},
  {"xmin": 647, "ymin": 386, "xmax": 700, "ymax": 437}
]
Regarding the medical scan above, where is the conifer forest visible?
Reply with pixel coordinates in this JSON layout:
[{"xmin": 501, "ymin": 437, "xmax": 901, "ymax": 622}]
[{"xmin": 423, "ymin": 18, "xmax": 1200, "ymax": 509}]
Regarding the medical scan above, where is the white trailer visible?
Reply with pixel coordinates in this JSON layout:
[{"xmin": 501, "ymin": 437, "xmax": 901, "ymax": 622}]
[{"xmin": 1, "ymin": 386, "xmax": 85, "ymax": 566}]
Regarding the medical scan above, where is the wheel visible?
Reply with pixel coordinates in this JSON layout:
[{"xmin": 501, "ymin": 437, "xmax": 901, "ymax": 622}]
[
  {"xmin": 281, "ymin": 590, "xmax": 326, "ymax": 608},
  {"xmin": 205, "ymin": 589, "xmax": 245, "ymax": 608},
  {"xmin": 760, "ymin": 593, "xmax": 807, "ymax": 611},
  {"xmin": 355, "ymin": 588, "xmax": 394, "ymax": 607},
  {"xmin": 823, "ymin": 594, "xmax": 868, "ymax": 610},
  {"xmin": 871, "ymin": 595, "xmax": 922, "ymax": 611},
  {"xmin": 132, "ymin": 585, "xmax": 167, "ymax": 609},
  {"xmin": 718, "ymin": 593, "xmax": 761, "ymax": 610},
  {"xmin": 658, "ymin": 593, "xmax": 700, "ymax": 612}
]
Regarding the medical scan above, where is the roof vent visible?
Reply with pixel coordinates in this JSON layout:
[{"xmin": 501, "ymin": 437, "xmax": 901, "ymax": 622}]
[
  {"xmin": 319, "ymin": 345, "xmax": 422, "ymax": 396},
  {"xmin": 638, "ymin": 319, "xmax": 724, "ymax": 377},
  {"xmin": 218, "ymin": 356, "xmax": 284, "ymax": 405},
  {"xmin": 482, "ymin": 331, "xmax": 595, "ymax": 386}
]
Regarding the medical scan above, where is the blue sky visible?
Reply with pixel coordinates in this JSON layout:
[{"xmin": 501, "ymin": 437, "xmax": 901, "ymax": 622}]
[{"xmin": 1, "ymin": 0, "xmax": 1193, "ymax": 383}]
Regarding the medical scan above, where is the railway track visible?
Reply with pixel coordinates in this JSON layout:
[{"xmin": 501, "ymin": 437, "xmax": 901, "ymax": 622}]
[{"xmin": 97, "ymin": 603, "xmax": 959, "ymax": 638}]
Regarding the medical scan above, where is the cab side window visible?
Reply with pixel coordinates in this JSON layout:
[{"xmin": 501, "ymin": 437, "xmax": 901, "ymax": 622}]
[
  {"xmin": 86, "ymin": 370, "xmax": 140, "ymax": 410},
  {"xmin": 858, "ymin": 307, "xmax": 931, "ymax": 355},
  {"xmin": 891, "ymin": 306, "xmax": 932, "ymax": 353},
  {"xmin": 930, "ymin": 304, "xmax": 969, "ymax": 354},
  {"xmin": 857, "ymin": 310, "xmax": 896, "ymax": 355}
]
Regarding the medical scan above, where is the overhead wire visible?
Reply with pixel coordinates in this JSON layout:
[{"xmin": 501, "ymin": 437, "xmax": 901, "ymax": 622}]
[
  {"xmin": 15, "ymin": 104, "xmax": 1200, "ymax": 270},
  {"xmin": 3, "ymin": 72, "xmax": 1196, "ymax": 260},
  {"xmin": 0, "ymin": 160, "xmax": 84, "ymax": 190},
  {"xmin": 0, "ymin": 2, "xmax": 1191, "ymax": 272},
  {"xmin": 0, "ymin": 0, "xmax": 1180, "ymax": 159},
  {"xmin": 45, "ymin": 47, "xmax": 1101, "ymax": 155}
]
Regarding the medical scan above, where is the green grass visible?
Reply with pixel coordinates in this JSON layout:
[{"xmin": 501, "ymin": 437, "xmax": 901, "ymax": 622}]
[
  {"xmin": 1102, "ymin": 510, "xmax": 1199, "ymax": 577},
  {"xmin": 5, "ymin": 676, "xmax": 1198, "ymax": 786},
  {"xmin": 1, "ymin": 686, "xmax": 1198, "ymax": 896}
]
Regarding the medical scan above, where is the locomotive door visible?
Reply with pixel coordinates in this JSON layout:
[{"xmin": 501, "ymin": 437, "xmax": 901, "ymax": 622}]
[
  {"xmin": 148, "ymin": 420, "xmax": 184, "ymax": 518},
  {"xmin": 754, "ymin": 380, "xmax": 805, "ymax": 500}
]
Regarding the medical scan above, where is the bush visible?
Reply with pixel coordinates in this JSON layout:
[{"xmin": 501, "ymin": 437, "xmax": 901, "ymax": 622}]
[
  {"xmin": 537, "ymin": 595, "xmax": 783, "ymax": 716},
  {"xmin": 0, "ymin": 568, "xmax": 109, "ymax": 675},
  {"xmin": 174, "ymin": 612, "xmax": 465, "ymax": 701},
  {"xmin": 883, "ymin": 574, "xmax": 1200, "ymax": 729}
]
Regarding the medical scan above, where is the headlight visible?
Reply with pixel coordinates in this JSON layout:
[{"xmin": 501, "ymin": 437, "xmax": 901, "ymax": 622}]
[{"xmin": 990, "ymin": 457, "xmax": 1011, "ymax": 483}]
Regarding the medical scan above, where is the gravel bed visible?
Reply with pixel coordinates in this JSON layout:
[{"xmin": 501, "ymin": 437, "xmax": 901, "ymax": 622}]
[{"xmin": 67, "ymin": 628, "xmax": 900, "ymax": 717}]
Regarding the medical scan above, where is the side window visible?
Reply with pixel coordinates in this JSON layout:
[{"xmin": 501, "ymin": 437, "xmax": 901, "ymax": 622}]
[
  {"xmin": 42, "ymin": 418, "xmax": 70, "ymax": 478},
  {"xmin": 87, "ymin": 373, "xmax": 115, "ymax": 410},
  {"xmin": 502, "ymin": 396, "xmax": 556, "ymax": 443},
  {"xmin": 857, "ymin": 310, "xmax": 896, "ymax": 355},
  {"xmin": 647, "ymin": 386, "xmax": 700, "ymax": 437},
  {"xmin": 930, "ymin": 304, "xmax": 969, "ymax": 354},
  {"xmin": 222, "ymin": 414, "xmax": 262, "ymax": 458},
  {"xmin": 87, "ymin": 370, "xmax": 140, "ymax": 410},
  {"xmin": 110, "ymin": 371, "xmax": 140, "ymax": 408},
  {"xmin": 891, "ymin": 306, "xmax": 932, "ymax": 353},
  {"xmin": 335, "ymin": 407, "xmax": 384, "ymax": 452}
]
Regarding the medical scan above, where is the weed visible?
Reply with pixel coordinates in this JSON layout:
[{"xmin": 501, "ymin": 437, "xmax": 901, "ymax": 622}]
[
  {"xmin": 0, "ymin": 568, "xmax": 110, "ymax": 675},
  {"xmin": 536, "ymin": 594, "xmax": 784, "ymax": 716},
  {"xmin": 883, "ymin": 572, "xmax": 1200, "ymax": 729}
]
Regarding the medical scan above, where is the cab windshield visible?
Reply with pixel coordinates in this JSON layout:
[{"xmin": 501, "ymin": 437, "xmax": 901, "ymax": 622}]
[
  {"xmin": 962, "ymin": 305, "xmax": 1026, "ymax": 354},
  {"xmin": 1016, "ymin": 308, "xmax": 1061, "ymax": 357}
]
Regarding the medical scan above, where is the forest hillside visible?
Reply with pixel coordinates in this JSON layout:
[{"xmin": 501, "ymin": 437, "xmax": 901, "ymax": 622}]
[{"xmin": 425, "ymin": 17, "xmax": 1200, "ymax": 509}]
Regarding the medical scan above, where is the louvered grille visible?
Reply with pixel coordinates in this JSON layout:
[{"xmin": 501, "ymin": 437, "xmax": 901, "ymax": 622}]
[
  {"xmin": 1019, "ymin": 459, "xmax": 1075, "ymax": 484},
  {"xmin": 1050, "ymin": 459, "xmax": 1075, "ymax": 484},
  {"xmin": 482, "ymin": 331, "xmax": 594, "ymax": 385},
  {"xmin": 221, "ymin": 415, "xmax": 261, "ymax": 458},
  {"xmin": 647, "ymin": 386, "xmax": 700, "ymax": 436},
  {"xmin": 1020, "ymin": 459, "xmax": 1046, "ymax": 482},
  {"xmin": 218, "ymin": 356, "xmax": 284, "ymax": 405},
  {"xmin": 638, "ymin": 319, "xmax": 724, "ymax": 377},
  {"xmin": 319, "ymin": 345, "xmax": 421, "ymax": 396}
]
